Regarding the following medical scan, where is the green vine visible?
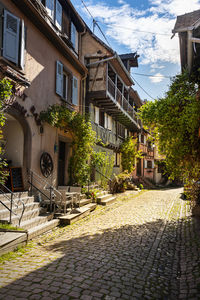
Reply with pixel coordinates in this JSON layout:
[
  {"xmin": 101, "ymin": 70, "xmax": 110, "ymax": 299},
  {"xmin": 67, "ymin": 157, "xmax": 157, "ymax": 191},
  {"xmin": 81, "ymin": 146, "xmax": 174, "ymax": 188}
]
[
  {"xmin": 0, "ymin": 79, "xmax": 13, "ymax": 184},
  {"xmin": 40, "ymin": 104, "xmax": 96, "ymax": 185},
  {"xmin": 120, "ymin": 137, "xmax": 141, "ymax": 173}
]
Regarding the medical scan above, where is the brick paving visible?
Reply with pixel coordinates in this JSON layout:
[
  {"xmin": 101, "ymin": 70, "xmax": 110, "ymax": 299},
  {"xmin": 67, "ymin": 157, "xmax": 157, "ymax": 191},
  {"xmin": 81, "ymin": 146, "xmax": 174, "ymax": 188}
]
[{"xmin": 0, "ymin": 188, "xmax": 200, "ymax": 299}]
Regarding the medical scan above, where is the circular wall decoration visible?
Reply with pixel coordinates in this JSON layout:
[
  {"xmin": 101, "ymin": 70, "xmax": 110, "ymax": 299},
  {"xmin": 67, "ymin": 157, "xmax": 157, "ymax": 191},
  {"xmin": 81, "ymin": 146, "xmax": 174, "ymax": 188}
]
[{"xmin": 40, "ymin": 152, "xmax": 53, "ymax": 178}]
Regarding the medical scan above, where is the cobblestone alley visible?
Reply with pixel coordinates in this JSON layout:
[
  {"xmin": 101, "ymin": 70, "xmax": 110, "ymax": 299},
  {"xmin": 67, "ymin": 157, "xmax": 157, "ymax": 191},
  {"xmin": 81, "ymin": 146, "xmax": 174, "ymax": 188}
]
[{"xmin": 0, "ymin": 188, "xmax": 200, "ymax": 300}]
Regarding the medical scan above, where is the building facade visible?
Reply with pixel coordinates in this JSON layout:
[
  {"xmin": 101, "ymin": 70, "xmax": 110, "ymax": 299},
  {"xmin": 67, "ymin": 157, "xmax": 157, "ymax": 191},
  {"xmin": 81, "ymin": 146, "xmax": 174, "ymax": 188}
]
[{"xmin": 0, "ymin": 0, "xmax": 87, "ymax": 189}]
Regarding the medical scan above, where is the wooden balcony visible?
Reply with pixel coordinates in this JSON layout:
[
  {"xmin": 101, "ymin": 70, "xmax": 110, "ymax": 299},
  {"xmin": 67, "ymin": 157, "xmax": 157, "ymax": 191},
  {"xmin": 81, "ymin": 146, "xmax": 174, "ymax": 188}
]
[
  {"xmin": 92, "ymin": 123, "xmax": 123, "ymax": 149},
  {"xmin": 87, "ymin": 76, "xmax": 141, "ymax": 131}
]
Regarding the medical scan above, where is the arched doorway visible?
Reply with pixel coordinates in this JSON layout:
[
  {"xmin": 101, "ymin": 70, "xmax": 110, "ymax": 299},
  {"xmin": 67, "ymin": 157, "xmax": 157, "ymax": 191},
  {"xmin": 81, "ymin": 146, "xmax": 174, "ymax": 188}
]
[
  {"xmin": 2, "ymin": 110, "xmax": 32, "ymax": 190},
  {"xmin": 3, "ymin": 114, "xmax": 24, "ymax": 167}
]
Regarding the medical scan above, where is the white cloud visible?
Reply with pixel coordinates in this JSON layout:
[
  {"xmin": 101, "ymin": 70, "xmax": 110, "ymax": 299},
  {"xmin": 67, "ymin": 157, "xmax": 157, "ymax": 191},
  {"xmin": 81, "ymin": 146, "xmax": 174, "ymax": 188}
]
[
  {"xmin": 81, "ymin": 0, "xmax": 200, "ymax": 67},
  {"xmin": 149, "ymin": 73, "xmax": 165, "ymax": 83}
]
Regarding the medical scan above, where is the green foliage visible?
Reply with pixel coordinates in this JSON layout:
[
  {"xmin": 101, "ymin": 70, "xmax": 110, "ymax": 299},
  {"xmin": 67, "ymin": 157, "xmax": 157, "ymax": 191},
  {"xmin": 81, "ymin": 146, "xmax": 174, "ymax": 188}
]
[
  {"xmin": 0, "ymin": 79, "xmax": 13, "ymax": 184},
  {"xmin": 40, "ymin": 104, "xmax": 96, "ymax": 185},
  {"xmin": 120, "ymin": 137, "xmax": 141, "ymax": 173},
  {"xmin": 139, "ymin": 71, "xmax": 200, "ymax": 182},
  {"xmin": 110, "ymin": 171, "xmax": 131, "ymax": 193},
  {"xmin": 96, "ymin": 151, "xmax": 114, "ymax": 189}
]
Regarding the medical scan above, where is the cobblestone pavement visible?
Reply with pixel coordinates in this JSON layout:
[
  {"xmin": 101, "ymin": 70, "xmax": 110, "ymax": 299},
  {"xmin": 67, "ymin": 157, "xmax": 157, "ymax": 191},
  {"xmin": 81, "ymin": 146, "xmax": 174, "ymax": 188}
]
[{"xmin": 0, "ymin": 188, "xmax": 200, "ymax": 300}]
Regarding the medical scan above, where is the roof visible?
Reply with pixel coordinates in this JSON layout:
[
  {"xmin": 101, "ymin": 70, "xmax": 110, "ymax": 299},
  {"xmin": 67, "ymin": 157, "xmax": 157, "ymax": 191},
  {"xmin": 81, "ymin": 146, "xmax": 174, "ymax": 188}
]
[{"xmin": 172, "ymin": 9, "xmax": 200, "ymax": 33}]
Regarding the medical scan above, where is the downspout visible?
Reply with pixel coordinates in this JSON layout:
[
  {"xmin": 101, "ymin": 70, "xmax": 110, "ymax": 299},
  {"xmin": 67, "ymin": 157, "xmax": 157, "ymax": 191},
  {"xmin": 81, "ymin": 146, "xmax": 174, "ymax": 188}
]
[{"xmin": 187, "ymin": 30, "xmax": 193, "ymax": 73}]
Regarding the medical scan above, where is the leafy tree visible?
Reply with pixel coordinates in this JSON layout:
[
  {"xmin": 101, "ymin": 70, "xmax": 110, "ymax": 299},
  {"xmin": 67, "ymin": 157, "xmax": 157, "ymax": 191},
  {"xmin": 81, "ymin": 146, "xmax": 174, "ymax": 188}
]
[
  {"xmin": 0, "ymin": 79, "xmax": 13, "ymax": 184},
  {"xmin": 139, "ymin": 71, "xmax": 200, "ymax": 183},
  {"xmin": 120, "ymin": 137, "xmax": 141, "ymax": 173}
]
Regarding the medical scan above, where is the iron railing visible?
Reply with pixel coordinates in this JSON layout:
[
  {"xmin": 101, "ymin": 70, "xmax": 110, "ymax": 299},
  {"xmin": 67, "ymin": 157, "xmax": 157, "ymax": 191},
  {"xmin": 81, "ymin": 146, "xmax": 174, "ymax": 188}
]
[
  {"xmin": 0, "ymin": 184, "xmax": 25, "ymax": 226},
  {"xmin": 107, "ymin": 76, "xmax": 138, "ymax": 122},
  {"xmin": 28, "ymin": 170, "xmax": 63, "ymax": 213}
]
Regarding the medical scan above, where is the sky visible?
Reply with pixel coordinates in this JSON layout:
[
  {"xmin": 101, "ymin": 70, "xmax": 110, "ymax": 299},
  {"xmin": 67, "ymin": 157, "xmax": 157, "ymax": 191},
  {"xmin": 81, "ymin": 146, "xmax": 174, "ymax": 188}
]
[{"xmin": 71, "ymin": 0, "xmax": 200, "ymax": 101}]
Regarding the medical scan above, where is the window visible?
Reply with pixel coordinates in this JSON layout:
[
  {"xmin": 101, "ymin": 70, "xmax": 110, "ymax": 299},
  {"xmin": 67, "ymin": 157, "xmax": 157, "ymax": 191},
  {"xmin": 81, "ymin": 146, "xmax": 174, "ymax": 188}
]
[
  {"xmin": 42, "ymin": 0, "xmax": 62, "ymax": 31},
  {"xmin": 144, "ymin": 160, "xmax": 155, "ymax": 169},
  {"xmin": 3, "ymin": 10, "xmax": 25, "ymax": 68},
  {"xmin": 71, "ymin": 22, "xmax": 78, "ymax": 52},
  {"xmin": 115, "ymin": 152, "xmax": 120, "ymax": 167},
  {"xmin": 117, "ymin": 122, "xmax": 125, "ymax": 138},
  {"xmin": 56, "ymin": 61, "xmax": 77, "ymax": 105},
  {"xmin": 99, "ymin": 110, "xmax": 105, "ymax": 127}
]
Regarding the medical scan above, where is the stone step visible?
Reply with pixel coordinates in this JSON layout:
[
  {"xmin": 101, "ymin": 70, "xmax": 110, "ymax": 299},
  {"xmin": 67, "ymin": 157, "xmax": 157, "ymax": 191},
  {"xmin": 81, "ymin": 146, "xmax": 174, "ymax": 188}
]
[
  {"xmin": 59, "ymin": 206, "xmax": 91, "ymax": 225},
  {"xmin": 97, "ymin": 193, "xmax": 114, "ymax": 202},
  {"xmin": 27, "ymin": 219, "xmax": 60, "ymax": 240},
  {"xmin": 98, "ymin": 196, "xmax": 116, "ymax": 206},
  {"xmin": 19, "ymin": 213, "xmax": 54, "ymax": 230},
  {"xmin": 84, "ymin": 203, "xmax": 97, "ymax": 212},
  {"xmin": 0, "ymin": 201, "xmax": 40, "ymax": 219},
  {"xmin": 79, "ymin": 198, "xmax": 91, "ymax": 207},
  {"xmin": 0, "ymin": 231, "xmax": 27, "ymax": 256},
  {"xmin": 0, "ymin": 196, "xmax": 35, "ymax": 210},
  {"xmin": 0, "ymin": 191, "xmax": 29, "ymax": 201},
  {"xmin": 1, "ymin": 207, "xmax": 46, "ymax": 226}
]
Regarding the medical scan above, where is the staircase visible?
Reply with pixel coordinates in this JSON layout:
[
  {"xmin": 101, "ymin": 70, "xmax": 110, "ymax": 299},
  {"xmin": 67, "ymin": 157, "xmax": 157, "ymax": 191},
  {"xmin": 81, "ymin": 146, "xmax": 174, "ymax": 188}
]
[
  {"xmin": 97, "ymin": 191, "xmax": 116, "ymax": 206},
  {"xmin": 135, "ymin": 177, "xmax": 156, "ymax": 189},
  {"xmin": 0, "ymin": 191, "xmax": 59, "ymax": 240}
]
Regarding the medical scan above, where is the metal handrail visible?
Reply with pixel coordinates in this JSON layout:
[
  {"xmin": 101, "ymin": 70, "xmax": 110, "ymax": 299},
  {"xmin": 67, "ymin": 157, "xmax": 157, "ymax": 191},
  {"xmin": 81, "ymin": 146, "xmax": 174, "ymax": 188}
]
[
  {"xmin": 0, "ymin": 183, "xmax": 25, "ymax": 226},
  {"xmin": 28, "ymin": 170, "xmax": 63, "ymax": 212},
  {"xmin": 95, "ymin": 168, "xmax": 112, "ymax": 192}
]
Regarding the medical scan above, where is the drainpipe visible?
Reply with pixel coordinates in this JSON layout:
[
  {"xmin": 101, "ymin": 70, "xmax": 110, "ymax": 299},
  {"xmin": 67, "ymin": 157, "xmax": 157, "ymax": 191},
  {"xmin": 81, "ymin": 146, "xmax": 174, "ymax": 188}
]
[{"xmin": 187, "ymin": 30, "xmax": 193, "ymax": 73}]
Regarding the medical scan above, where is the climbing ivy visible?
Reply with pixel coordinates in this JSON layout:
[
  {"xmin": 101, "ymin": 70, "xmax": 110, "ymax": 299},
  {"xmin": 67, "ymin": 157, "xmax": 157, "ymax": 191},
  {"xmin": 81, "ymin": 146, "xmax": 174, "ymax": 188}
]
[
  {"xmin": 40, "ymin": 104, "xmax": 97, "ymax": 186},
  {"xmin": 120, "ymin": 137, "xmax": 141, "ymax": 173},
  {"xmin": 139, "ymin": 71, "xmax": 200, "ymax": 183},
  {"xmin": 0, "ymin": 79, "xmax": 13, "ymax": 184}
]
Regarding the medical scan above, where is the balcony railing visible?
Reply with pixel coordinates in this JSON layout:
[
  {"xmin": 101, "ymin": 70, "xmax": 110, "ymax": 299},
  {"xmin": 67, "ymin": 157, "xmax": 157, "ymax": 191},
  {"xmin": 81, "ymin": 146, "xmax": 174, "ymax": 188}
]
[
  {"xmin": 92, "ymin": 123, "xmax": 123, "ymax": 148},
  {"xmin": 107, "ymin": 76, "xmax": 138, "ymax": 123}
]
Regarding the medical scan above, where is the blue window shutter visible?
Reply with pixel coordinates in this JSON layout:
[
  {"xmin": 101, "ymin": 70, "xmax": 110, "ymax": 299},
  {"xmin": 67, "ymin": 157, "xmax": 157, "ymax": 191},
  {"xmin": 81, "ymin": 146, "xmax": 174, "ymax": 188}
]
[
  {"xmin": 72, "ymin": 76, "xmax": 78, "ymax": 105},
  {"xmin": 56, "ymin": 61, "xmax": 63, "ymax": 96},
  {"xmin": 19, "ymin": 20, "xmax": 25, "ymax": 69},
  {"xmin": 3, "ymin": 10, "xmax": 20, "ymax": 64},
  {"xmin": 55, "ymin": 0, "xmax": 62, "ymax": 30},
  {"xmin": 46, "ymin": 0, "xmax": 54, "ymax": 19},
  {"xmin": 71, "ymin": 22, "xmax": 76, "ymax": 49}
]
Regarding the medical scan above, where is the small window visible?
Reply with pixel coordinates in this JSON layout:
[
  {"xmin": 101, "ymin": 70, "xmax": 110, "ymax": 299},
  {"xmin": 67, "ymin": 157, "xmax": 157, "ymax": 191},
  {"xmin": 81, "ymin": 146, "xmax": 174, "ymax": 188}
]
[
  {"xmin": 56, "ymin": 60, "xmax": 74, "ymax": 103},
  {"xmin": 55, "ymin": 0, "xmax": 62, "ymax": 30},
  {"xmin": 147, "ymin": 160, "xmax": 152, "ymax": 169},
  {"xmin": 63, "ymin": 72, "xmax": 68, "ymax": 100},
  {"xmin": 141, "ymin": 135, "xmax": 144, "ymax": 143},
  {"xmin": 99, "ymin": 110, "xmax": 104, "ymax": 127}
]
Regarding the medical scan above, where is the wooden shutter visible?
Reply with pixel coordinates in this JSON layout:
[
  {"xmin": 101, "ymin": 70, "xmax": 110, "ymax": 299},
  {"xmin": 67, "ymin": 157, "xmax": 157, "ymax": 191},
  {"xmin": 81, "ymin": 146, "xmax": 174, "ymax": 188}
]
[
  {"xmin": 56, "ymin": 61, "xmax": 63, "ymax": 96},
  {"xmin": 138, "ymin": 134, "xmax": 141, "ymax": 143},
  {"xmin": 152, "ymin": 161, "xmax": 154, "ymax": 169},
  {"xmin": 104, "ymin": 113, "xmax": 108, "ymax": 129},
  {"xmin": 19, "ymin": 20, "xmax": 25, "ymax": 69},
  {"xmin": 46, "ymin": 0, "xmax": 54, "ymax": 19},
  {"xmin": 125, "ymin": 129, "xmax": 127, "ymax": 138},
  {"xmin": 3, "ymin": 10, "xmax": 20, "ymax": 64},
  {"xmin": 71, "ymin": 22, "xmax": 77, "ymax": 50},
  {"xmin": 95, "ymin": 107, "xmax": 99, "ymax": 124},
  {"xmin": 55, "ymin": 0, "xmax": 62, "ymax": 30},
  {"xmin": 144, "ymin": 160, "xmax": 147, "ymax": 169},
  {"xmin": 144, "ymin": 136, "xmax": 146, "ymax": 145},
  {"xmin": 72, "ymin": 76, "xmax": 78, "ymax": 105},
  {"xmin": 108, "ymin": 116, "xmax": 112, "ymax": 130}
]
